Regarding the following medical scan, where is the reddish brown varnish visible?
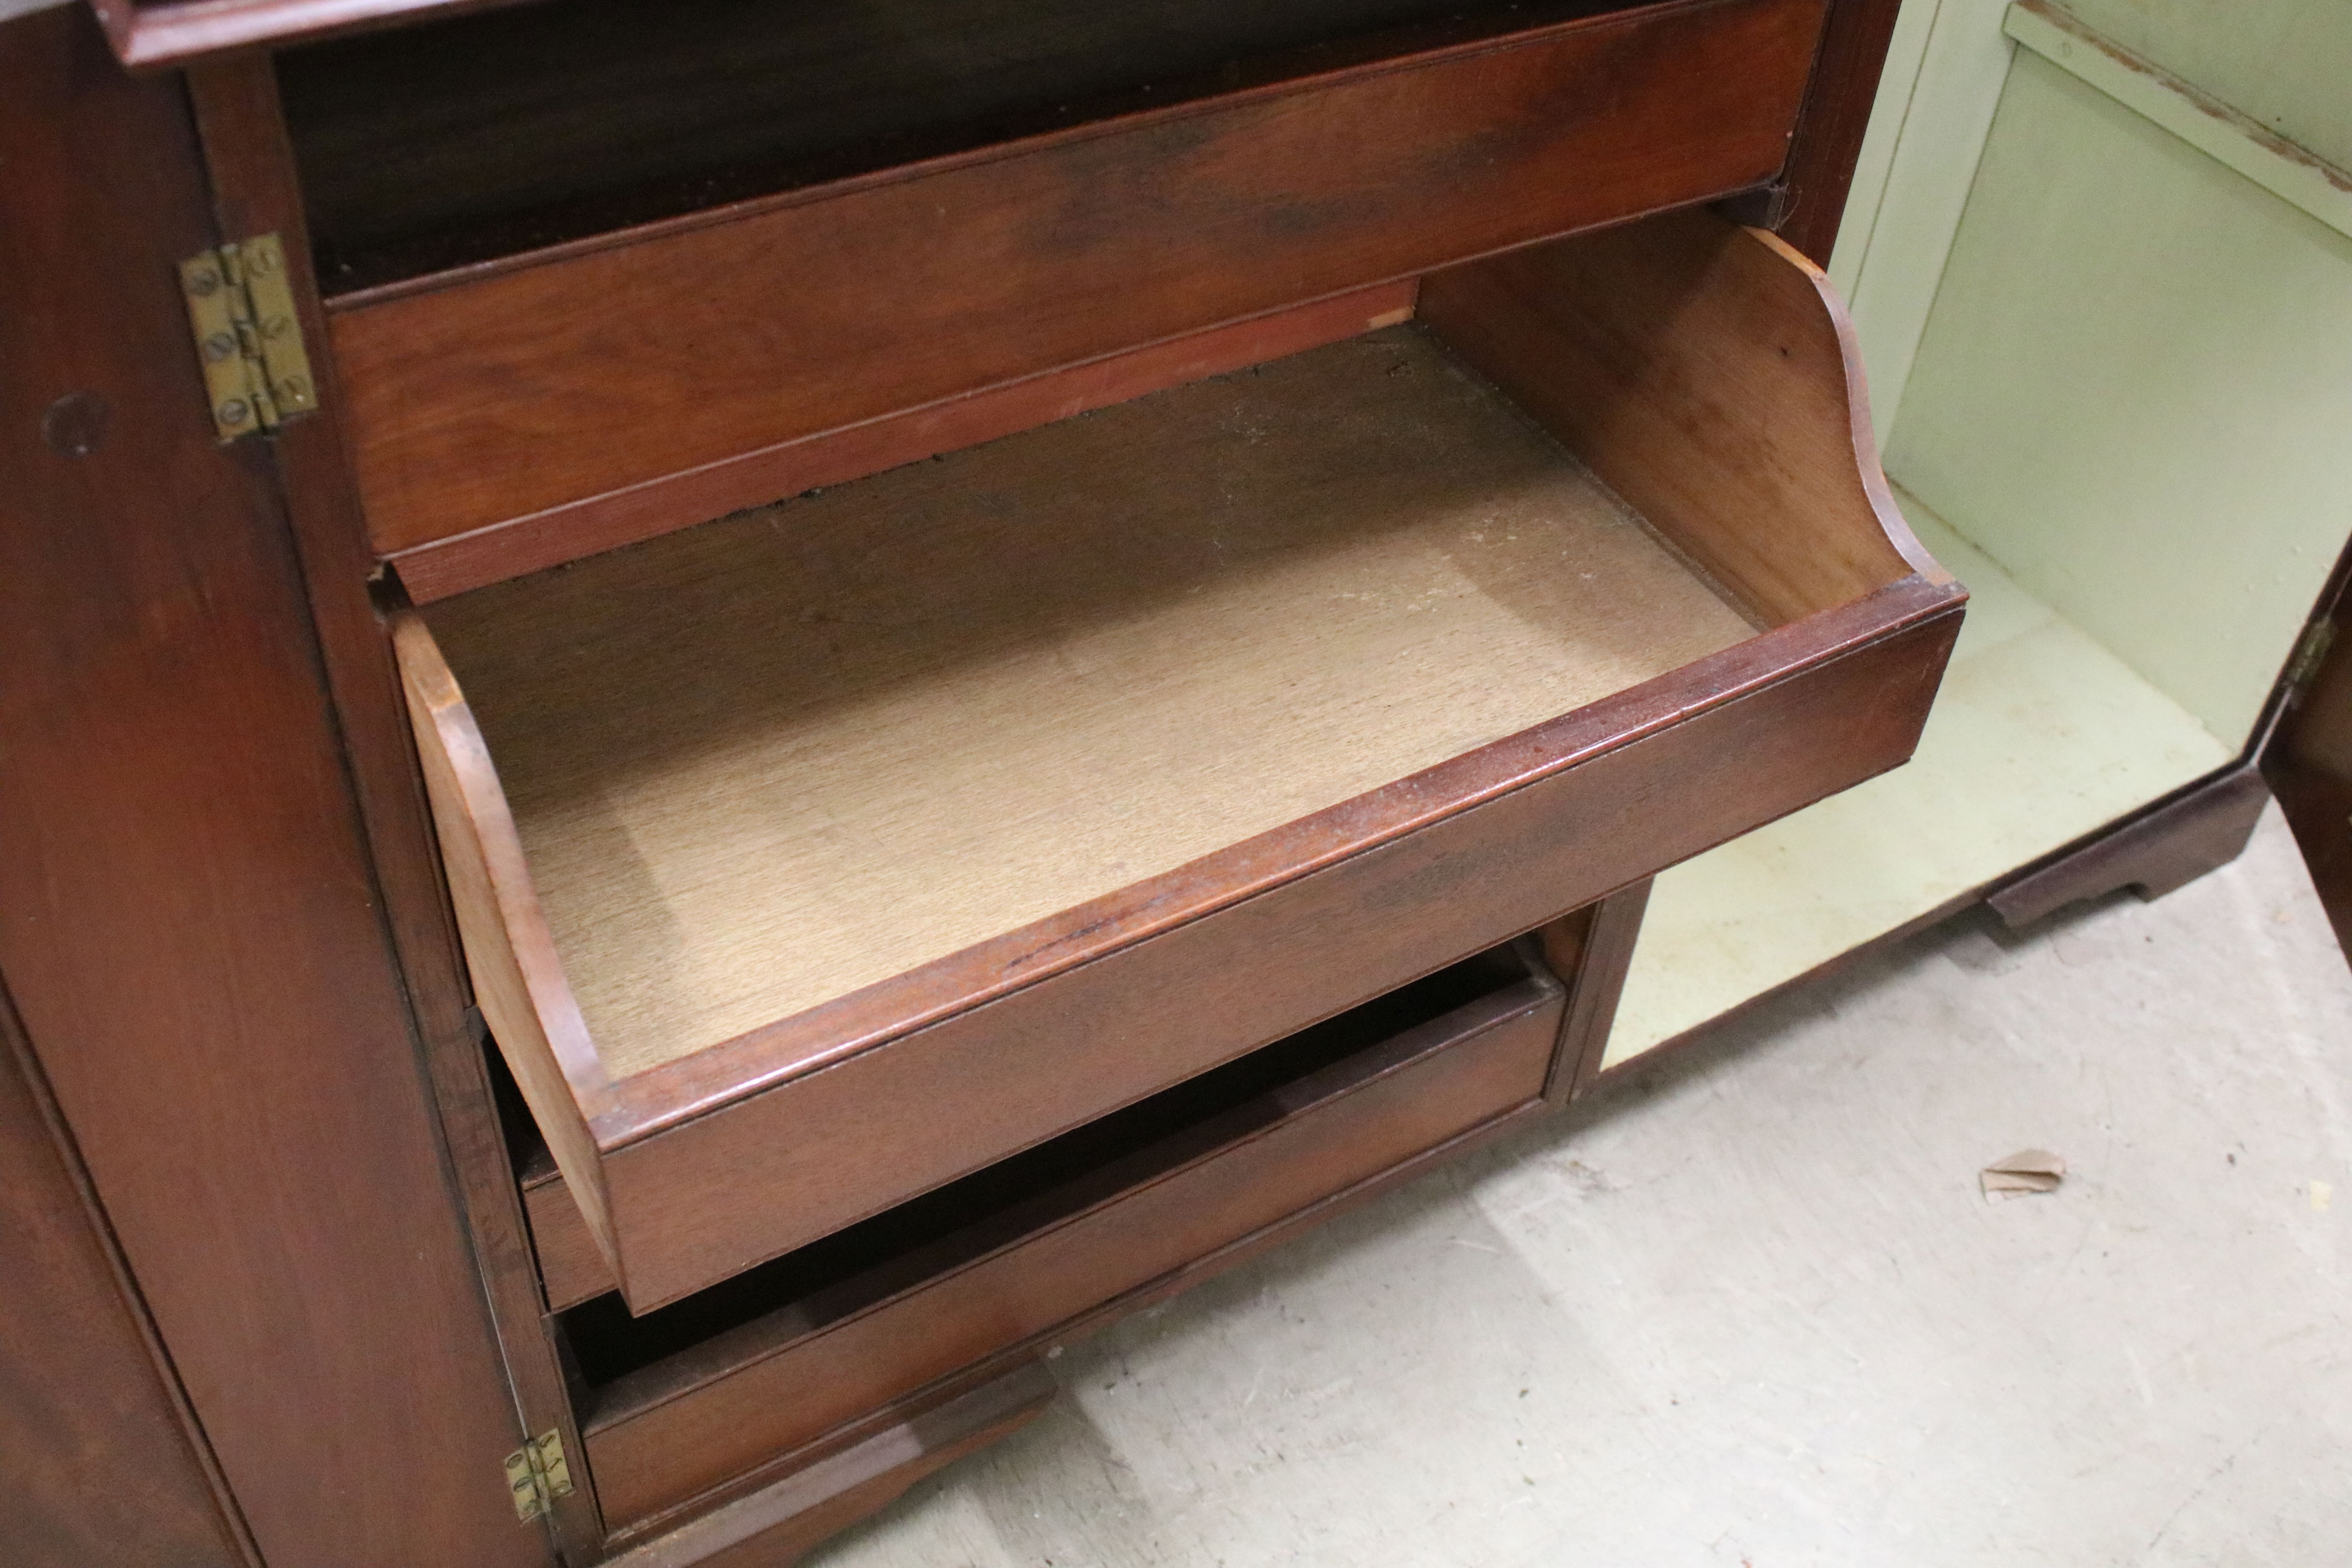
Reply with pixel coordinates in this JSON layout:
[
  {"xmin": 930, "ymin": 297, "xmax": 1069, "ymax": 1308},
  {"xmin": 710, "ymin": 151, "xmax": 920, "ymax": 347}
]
[{"xmin": 331, "ymin": 0, "xmax": 1826, "ymax": 572}]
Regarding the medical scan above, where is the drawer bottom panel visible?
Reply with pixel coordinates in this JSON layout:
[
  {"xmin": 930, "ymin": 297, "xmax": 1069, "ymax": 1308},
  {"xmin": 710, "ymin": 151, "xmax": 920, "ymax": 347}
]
[{"xmin": 569, "ymin": 944, "xmax": 1563, "ymax": 1526}]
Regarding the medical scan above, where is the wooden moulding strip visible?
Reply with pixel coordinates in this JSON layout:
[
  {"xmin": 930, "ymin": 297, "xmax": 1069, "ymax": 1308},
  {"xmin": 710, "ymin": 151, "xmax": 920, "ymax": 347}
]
[
  {"xmin": 334, "ymin": 0, "xmax": 1823, "ymax": 567},
  {"xmin": 2004, "ymin": 0, "xmax": 2352, "ymax": 243},
  {"xmin": 388, "ymin": 280, "xmax": 1420, "ymax": 603},
  {"xmin": 1536, "ymin": 880, "xmax": 1654, "ymax": 1103}
]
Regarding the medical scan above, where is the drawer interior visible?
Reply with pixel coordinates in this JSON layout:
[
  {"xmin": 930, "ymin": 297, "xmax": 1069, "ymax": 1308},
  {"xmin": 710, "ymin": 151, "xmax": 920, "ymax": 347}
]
[
  {"xmin": 422, "ymin": 323, "xmax": 1751, "ymax": 1082},
  {"xmin": 280, "ymin": 0, "xmax": 1640, "ymax": 294}
]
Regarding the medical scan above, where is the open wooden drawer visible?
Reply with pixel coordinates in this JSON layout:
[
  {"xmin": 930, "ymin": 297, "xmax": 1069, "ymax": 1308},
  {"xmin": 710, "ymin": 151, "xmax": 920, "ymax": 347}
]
[
  {"xmin": 548, "ymin": 940, "xmax": 1565, "ymax": 1530},
  {"xmin": 394, "ymin": 209, "xmax": 1964, "ymax": 1311}
]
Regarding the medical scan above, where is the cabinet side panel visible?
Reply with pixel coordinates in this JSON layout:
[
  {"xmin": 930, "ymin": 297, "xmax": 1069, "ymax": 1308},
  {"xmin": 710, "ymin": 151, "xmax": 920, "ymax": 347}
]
[{"xmin": 0, "ymin": 11, "xmax": 547, "ymax": 1566}]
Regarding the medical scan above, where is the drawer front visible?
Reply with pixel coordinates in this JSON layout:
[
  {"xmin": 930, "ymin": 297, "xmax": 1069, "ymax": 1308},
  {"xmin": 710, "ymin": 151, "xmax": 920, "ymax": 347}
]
[
  {"xmin": 580, "ymin": 962, "xmax": 1563, "ymax": 1526},
  {"xmin": 333, "ymin": 0, "xmax": 1823, "ymax": 567}
]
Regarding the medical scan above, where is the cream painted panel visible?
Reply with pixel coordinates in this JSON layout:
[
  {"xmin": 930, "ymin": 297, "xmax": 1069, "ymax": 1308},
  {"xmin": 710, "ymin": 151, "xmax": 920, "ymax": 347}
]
[
  {"xmin": 1887, "ymin": 51, "xmax": 2352, "ymax": 748},
  {"xmin": 1606, "ymin": 498, "xmax": 2230, "ymax": 1065},
  {"xmin": 2060, "ymin": 0, "xmax": 2352, "ymax": 172},
  {"xmin": 1825, "ymin": 0, "xmax": 1946, "ymax": 302},
  {"xmin": 1833, "ymin": 0, "xmax": 2017, "ymax": 445}
]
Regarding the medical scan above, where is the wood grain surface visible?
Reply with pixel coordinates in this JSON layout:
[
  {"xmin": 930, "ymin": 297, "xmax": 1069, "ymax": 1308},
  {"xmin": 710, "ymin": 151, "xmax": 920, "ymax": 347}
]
[
  {"xmin": 279, "ymin": 0, "xmax": 1663, "ymax": 286},
  {"xmin": 330, "ymin": 0, "xmax": 1822, "ymax": 559},
  {"xmin": 0, "ymin": 11, "xmax": 546, "ymax": 1564},
  {"xmin": 399, "ymin": 615, "xmax": 621, "ymax": 1278},
  {"xmin": 526, "ymin": 1143, "xmax": 616, "ymax": 1314},
  {"xmin": 1419, "ymin": 208, "xmax": 1945, "ymax": 626}
]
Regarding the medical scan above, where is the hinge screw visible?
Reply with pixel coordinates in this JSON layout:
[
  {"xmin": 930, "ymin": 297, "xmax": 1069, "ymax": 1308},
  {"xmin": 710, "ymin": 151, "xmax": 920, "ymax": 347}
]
[
  {"xmin": 186, "ymin": 266, "xmax": 220, "ymax": 297},
  {"xmin": 217, "ymin": 398, "xmax": 250, "ymax": 428},
  {"xmin": 202, "ymin": 332, "xmax": 237, "ymax": 363}
]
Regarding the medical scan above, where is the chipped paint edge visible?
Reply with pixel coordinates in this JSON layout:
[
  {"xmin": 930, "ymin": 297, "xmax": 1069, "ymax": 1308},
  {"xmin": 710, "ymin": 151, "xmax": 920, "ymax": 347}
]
[{"xmin": 2005, "ymin": 0, "xmax": 2352, "ymax": 244}]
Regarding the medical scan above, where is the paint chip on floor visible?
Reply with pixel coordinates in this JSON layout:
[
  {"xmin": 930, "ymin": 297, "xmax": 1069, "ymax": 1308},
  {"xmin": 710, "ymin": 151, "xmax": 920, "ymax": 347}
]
[{"xmin": 1981, "ymin": 1148, "xmax": 2067, "ymax": 1199}]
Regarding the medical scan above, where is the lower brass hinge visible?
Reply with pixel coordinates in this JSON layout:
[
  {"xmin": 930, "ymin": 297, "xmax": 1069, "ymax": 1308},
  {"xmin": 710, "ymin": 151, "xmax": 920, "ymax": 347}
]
[
  {"xmin": 505, "ymin": 1429, "xmax": 575, "ymax": 1523},
  {"xmin": 178, "ymin": 234, "xmax": 318, "ymax": 441}
]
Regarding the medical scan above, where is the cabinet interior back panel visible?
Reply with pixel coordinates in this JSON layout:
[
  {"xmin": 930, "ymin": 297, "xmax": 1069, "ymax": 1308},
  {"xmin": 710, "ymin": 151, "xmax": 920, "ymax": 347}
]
[
  {"xmin": 1887, "ymin": 51, "xmax": 2352, "ymax": 750},
  {"xmin": 426, "ymin": 328, "xmax": 1754, "ymax": 1080}
]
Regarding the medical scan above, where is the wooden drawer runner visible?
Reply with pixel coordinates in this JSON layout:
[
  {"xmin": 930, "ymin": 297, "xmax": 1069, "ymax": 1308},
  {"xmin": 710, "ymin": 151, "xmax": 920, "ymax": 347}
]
[
  {"xmin": 321, "ymin": 0, "xmax": 1826, "ymax": 589},
  {"xmin": 396, "ymin": 210, "xmax": 1966, "ymax": 1312},
  {"xmin": 562, "ymin": 944, "xmax": 1564, "ymax": 1528}
]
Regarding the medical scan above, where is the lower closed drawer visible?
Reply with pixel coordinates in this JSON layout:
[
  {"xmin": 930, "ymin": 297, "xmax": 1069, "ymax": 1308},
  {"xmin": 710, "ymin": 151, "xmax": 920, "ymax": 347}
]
[{"xmin": 559, "ymin": 943, "xmax": 1563, "ymax": 1528}]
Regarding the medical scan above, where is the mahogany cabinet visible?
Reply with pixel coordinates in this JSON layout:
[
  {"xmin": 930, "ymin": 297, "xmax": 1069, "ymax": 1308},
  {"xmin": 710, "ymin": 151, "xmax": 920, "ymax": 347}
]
[{"xmin": 7, "ymin": 0, "xmax": 2306, "ymax": 1563}]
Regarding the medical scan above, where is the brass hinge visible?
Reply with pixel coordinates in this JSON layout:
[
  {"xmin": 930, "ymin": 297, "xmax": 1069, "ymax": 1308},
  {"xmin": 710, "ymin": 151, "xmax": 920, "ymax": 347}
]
[
  {"xmin": 178, "ymin": 234, "xmax": 318, "ymax": 441},
  {"xmin": 504, "ymin": 1429, "xmax": 575, "ymax": 1524},
  {"xmin": 2285, "ymin": 617, "xmax": 2337, "ymax": 697}
]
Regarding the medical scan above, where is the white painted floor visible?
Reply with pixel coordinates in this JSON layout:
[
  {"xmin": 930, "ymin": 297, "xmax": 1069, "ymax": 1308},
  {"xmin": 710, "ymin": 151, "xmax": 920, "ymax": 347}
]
[{"xmin": 814, "ymin": 807, "xmax": 2352, "ymax": 1568}]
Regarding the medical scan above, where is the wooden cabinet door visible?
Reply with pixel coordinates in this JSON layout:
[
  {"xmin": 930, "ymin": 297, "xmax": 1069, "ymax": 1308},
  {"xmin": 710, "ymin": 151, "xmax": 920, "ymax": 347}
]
[{"xmin": 0, "ymin": 11, "xmax": 551, "ymax": 1566}]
